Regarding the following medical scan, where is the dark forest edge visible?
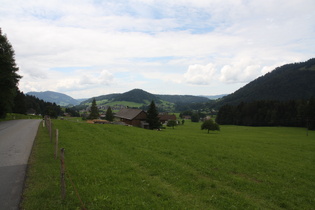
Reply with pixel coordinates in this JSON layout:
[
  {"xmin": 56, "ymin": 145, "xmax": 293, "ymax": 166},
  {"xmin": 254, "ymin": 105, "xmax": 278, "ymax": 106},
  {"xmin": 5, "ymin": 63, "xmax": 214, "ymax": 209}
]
[{"xmin": 216, "ymin": 98, "xmax": 315, "ymax": 130}]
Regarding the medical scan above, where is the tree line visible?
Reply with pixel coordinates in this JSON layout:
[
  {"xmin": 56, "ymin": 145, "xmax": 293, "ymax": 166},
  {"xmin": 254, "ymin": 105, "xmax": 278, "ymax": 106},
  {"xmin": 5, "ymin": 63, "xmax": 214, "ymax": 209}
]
[
  {"xmin": 216, "ymin": 99, "xmax": 315, "ymax": 130},
  {"xmin": 0, "ymin": 29, "xmax": 62, "ymax": 119},
  {"xmin": 13, "ymin": 90, "xmax": 63, "ymax": 118}
]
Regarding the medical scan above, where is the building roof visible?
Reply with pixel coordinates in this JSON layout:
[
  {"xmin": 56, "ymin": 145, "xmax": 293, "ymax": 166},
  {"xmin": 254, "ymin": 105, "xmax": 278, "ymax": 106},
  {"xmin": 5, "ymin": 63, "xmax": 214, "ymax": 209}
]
[
  {"xmin": 115, "ymin": 108, "xmax": 146, "ymax": 120},
  {"xmin": 159, "ymin": 114, "xmax": 176, "ymax": 121}
]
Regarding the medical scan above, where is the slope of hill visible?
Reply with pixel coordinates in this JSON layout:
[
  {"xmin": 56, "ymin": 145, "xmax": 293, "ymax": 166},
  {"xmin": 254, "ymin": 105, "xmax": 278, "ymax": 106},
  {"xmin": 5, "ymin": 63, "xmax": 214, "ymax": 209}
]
[
  {"xmin": 115, "ymin": 89, "xmax": 160, "ymax": 103},
  {"xmin": 157, "ymin": 94, "xmax": 210, "ymax": 104},
  {"xmin": 215, "ymin": 58, "xmax": 315, "ymax": 107},
  {"xmin": 26, "ymin": 91, "xmax": 80, "ymax": 106},
  {"xmin": 203, "ymin": 94, "xmax": 228, "ymax": 100},
  {"xmin": 81, "ymin": 89, "xmax": 210, "ymax": 105}
]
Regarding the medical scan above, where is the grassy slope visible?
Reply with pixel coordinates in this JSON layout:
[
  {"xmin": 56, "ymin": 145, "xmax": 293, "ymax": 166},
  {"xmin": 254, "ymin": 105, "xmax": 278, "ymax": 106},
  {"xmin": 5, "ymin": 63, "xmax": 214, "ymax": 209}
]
[{"xmin": 22, "ymin": 120, "xmax": 315, "ymax": 209}]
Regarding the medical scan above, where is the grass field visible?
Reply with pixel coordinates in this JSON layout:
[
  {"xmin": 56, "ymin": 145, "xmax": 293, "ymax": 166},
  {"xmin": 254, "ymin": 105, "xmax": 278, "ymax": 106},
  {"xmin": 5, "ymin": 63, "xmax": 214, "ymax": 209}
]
[{"xmin": 21, "ymin": 119, "xmax": 315, "ymax": 209}]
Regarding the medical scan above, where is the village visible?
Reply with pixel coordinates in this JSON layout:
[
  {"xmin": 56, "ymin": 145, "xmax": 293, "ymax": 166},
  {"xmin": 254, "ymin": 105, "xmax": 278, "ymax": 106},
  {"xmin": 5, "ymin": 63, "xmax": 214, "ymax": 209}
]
[{"xmin": 72, "ymin": 100, "xmax": 179, "ymax": 128}]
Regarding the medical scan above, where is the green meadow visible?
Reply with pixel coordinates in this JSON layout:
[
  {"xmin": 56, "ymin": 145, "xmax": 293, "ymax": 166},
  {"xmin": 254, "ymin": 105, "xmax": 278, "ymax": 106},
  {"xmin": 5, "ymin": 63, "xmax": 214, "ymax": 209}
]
[{"xmin": 22, "ymin": 120, "xmax": 315, "ymax": 209}]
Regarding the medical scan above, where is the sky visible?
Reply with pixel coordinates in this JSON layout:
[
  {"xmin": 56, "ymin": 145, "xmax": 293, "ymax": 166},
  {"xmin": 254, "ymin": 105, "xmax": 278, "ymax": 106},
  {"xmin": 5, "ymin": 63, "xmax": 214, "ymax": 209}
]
[{"xmin": 1, "ymin": 0, "xmax": 314, "ymax": 99}]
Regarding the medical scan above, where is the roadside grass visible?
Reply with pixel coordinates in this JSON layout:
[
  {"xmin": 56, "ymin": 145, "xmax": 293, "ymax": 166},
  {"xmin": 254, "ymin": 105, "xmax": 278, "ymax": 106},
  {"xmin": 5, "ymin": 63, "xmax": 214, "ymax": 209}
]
[
  {"xmin": 0, "ymin": 113, "xmax": 42, "ymax": 121},
  {"xmin": 22, "ymin": 120, "xmax": 315, "ymax": 209}
]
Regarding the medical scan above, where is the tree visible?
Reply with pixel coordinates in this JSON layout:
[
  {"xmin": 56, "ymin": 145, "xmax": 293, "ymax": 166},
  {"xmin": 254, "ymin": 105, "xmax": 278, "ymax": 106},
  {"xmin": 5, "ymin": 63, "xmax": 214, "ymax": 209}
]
[
  {"xmin": 201, "ymin": 119, "xmax": 220, "ymax": 133},
  {"xmin": 167, "ymin": 120, "xmax": 177, "ymax": 129},
  {"xmin": 0, "ymin": 29, "xmax": 21, "ymax": 118},
  {"xmin": 105, "ymin": 106, "xmax": 114, "ymax": 121},
  {"xmin": 191, "ymin": 113, "xmax": 200, "ymax": 122},
  {"xmin": 88, "ymin": 98, "xmax": 99, "ymax": 119},
  {"xmin": 146, "ymin": 100, "xmax": 160, "ymax": 129},
  {"xmin": 13, "ymin": 90, "xmax": 26, "ymax": 114}
]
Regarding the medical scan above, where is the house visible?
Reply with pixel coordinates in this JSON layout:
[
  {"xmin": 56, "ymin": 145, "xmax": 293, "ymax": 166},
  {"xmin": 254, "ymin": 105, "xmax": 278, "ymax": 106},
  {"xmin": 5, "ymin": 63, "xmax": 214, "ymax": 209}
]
[
  {"xmin": 159, "ymin": 113, "xmax": 177, "ymax": 124},
  {"xmin": 115, "ymin": 108, "xmax": 148, "ymax": 128}
]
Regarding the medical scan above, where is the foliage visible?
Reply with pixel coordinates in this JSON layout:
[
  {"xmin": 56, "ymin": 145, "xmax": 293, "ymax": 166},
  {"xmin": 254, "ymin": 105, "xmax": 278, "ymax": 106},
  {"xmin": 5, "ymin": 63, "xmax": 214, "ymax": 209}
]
[
  {"xmin": 88, "ymin": 98, "xmax": 99, "ymax": 119},
  {"xmin": 167, "ymin": 120, "xmax": 177, "ymax": 129},
  {"xmin": 216, "ymin": 99, "xmax": 315, "ymax": 129},
  {"xmin": 13, "ymin": 90, "xmax": 27, "ymax": 114},
  {"xmin": 215, "ymin": 58, "xmax": 315, "ymax": 108},
  {"xmin": 201, "ymin": 119, "xmax": 220, "ymax": 133},
  {"xmin": 65, "ymin": 107, "xmax": 80, "ymax": 117},
  {"xmin": 0, "ymin": 29, "xmax": 21, "ymax": 118},
  {"xmin": 105, "ymin": 106, "xmax": 114, "ymax": 121},
  {"xmin": 191, "ymin": 113, "xmax": 200, "ymax": 122},
  {"xmin": 146, "ymin": 100, "xmax": 160, "ymax": 129},
  {"xmin": 22, "ymin": 120, "xmax": 315, "ymax": 209}
]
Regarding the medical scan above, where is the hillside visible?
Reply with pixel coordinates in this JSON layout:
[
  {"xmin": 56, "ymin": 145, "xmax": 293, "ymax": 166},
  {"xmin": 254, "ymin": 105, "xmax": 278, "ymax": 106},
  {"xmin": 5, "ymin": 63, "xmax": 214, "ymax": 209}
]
[
  {"xmin": 81, "ymin": 89, "xmax": 210, "ymax": 107},
  {"xmin": 157, "ymin": 94, "xmax": 210, "ymax": 104},
  {"xmin": 26, "ymin": 91, "xmax": 80, "ymax": 106},
  {"xmin": 215, "ymin": 58, "xmax": 315, "ymax": 107}
]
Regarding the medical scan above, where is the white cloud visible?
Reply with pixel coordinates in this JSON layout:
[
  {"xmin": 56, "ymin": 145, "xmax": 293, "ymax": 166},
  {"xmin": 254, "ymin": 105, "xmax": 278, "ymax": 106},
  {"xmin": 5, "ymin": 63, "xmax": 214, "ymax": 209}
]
[
  {"xmin": 0, "ymin": 0, "xmax": 314, "ymax": 97},
  {"xmin": 184, "ymin": 63, "xmax": 217, "ymax": 85}
]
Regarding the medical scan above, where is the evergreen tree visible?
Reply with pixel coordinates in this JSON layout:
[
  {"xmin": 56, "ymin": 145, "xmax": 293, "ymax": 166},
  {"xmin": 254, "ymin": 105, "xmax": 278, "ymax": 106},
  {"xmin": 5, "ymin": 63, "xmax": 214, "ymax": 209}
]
[
  {"xmin": 0, "ymin": 28, "xmax": 21, "ymax": 118},
  {"xmin": 105, "ymin": 106, "xmax": 114, "ymax": 121},
  {"xmin": 13, "ymin": 90, "xmax": 26, "ymax": 114},
  {"xmin": 89, "ymin": 98, "xmax": 99, "ymax": 119},
  {"xmin": 146, "ymin": 100, "xmax": 160, "ymax": 129}
]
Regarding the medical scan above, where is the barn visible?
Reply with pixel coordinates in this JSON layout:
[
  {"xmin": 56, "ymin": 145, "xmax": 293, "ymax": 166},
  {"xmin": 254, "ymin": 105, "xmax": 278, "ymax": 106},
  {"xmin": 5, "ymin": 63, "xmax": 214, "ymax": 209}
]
[
  {"xmin": 159, "ymin": 113, "xmax": 177, "ymax": 124},
  {"xmin": 115, "ymin": 108, "xmax": 148, "ymax": 128}
]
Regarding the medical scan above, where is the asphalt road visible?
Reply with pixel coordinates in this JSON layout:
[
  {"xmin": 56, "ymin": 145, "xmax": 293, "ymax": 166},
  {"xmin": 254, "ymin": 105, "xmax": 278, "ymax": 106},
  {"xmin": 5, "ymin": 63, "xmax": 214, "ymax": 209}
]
[{"xmin": 0, "ymin": 119, "xmax": 41, "ymax": 210}]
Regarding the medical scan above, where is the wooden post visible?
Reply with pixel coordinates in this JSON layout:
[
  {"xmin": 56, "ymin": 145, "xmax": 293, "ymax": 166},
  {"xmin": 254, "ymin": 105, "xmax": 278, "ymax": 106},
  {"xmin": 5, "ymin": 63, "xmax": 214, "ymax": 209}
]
[
  {"xmin": 55, "ymin": 129, "xmax": 59, "ymax": 159},
  {"xmin": 42, "ymin": 119, "xmax": 45, "ymax": 127},
  {"xmin": 49, "ymin": 119, "xmax": 52, "ymax": 143},
  {"xmin": 306, "ymin": 118, "xmax": 309, "ymax": 137},
  {"xmin": 60, "ymin": 148, "xmax": 66, "ymax": 200}
]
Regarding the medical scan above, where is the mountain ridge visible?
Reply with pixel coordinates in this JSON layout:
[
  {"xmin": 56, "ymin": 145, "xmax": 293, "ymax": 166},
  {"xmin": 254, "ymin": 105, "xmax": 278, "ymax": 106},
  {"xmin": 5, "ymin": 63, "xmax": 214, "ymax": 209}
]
[
  {"xmin": 215, "ymin": 58, "xmax": 315, "ymax": 107},
  {"xmin": 26, "ymin": 91, "xmax": 80, "ymax": 106}
]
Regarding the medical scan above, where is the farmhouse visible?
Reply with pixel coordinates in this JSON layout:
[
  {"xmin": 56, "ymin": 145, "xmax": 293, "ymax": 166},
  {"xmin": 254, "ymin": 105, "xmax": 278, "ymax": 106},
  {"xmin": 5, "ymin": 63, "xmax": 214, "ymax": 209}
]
[
  {"xmin": 159, "ymin": 113, "xmax": 177, "ymax": 124},
  {"xmin": 115, "ymin": 108, "xmax": 148, "ymax": 128}
]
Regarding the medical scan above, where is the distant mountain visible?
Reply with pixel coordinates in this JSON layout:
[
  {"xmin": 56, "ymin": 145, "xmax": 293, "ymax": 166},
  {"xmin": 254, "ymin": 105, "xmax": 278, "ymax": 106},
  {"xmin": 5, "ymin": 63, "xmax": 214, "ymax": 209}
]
[
  {"xmin": 202, "ymin": 94, "xmax": 228, "ymax": 100},
  {"xmin": 157, "ymin": 94, "xmax": 210, "ymax": 104},
  {"xmin": 215, "ymin": 58, "xmax": 315, "ymax": 107},
  {"xmin": 26, "ymin": 91, "xmax": 80, "ymax": 106},
  {"xmin": 80, "ymin": 89, "xmax": 210, "ymax": 107},
  {"xmin": 115, "ymin": 89, "xmax": 160, "ymax": 103}
]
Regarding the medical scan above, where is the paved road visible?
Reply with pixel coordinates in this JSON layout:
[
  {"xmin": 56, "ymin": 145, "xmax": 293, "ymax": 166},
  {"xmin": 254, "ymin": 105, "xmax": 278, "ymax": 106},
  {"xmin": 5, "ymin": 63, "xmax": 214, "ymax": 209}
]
[{"xmin": 0, "ymin": 119, "xmax": 41, "ymax": 210}]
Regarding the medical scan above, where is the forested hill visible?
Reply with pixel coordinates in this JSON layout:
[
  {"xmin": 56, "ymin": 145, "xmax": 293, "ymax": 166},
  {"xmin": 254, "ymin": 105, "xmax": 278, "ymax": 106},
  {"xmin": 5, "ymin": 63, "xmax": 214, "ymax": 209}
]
[
  {"xmin": 26, "ymin": 91, "xmax": 80, "ymax": 106},
  {"xmin": 81, "ymin": 89, "xmax": 210, "ymax": 105},
  {"xmin": 215, "ymin": 58, "xmax": 315, "ymax": 107}
]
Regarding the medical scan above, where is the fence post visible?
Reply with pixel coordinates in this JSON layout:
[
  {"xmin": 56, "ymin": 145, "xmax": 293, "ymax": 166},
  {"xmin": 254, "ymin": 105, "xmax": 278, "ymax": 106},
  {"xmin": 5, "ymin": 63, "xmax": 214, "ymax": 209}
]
[
  {"xmin": 42, "ymin": 119, "xmax": 45, "ymax": 127},
  {"xmin": 55, "ymin": 129, "xmax": 59, "ymax": 159},
  {"xmin": 60, "ymin": 148, "xmax": 66, "ymax": 200},
  {"xmin": 49, "ymin": 119, "xmax": 52, "ymax": 143}
]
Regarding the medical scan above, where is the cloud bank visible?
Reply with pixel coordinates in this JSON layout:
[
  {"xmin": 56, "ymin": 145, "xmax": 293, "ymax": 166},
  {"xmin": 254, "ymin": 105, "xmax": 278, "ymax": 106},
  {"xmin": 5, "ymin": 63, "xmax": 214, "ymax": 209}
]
[{"xmin": 0, "ymin": 0, "xmax": 314, "ymax": 98}]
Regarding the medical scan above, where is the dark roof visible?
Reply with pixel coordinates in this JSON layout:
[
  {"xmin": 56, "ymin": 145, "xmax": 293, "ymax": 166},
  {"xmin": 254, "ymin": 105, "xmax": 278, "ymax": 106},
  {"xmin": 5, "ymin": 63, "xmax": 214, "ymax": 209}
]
[
  {"xmin": 159, "ymin": 114, "xmax": 176, "ymax": 121},
  {"xmin": 115, "ymin": 108, "xmax": 146, "ymax": 120}
]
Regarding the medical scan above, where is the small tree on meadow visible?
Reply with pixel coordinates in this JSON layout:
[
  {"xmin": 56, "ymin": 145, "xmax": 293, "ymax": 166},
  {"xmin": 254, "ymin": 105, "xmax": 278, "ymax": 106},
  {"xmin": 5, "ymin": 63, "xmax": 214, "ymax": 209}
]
[
  {"xmin": 105, "ymin": 106, "xmax": 114, "ymax": 121},
  {"xmin": 201, "ymin": 119, "xmax": 220, "ymax": 133},
  {"xmin": 167, "ymin": 120, "xmax": 177, "ymax": 129},
  {"xmin": 146, "ymin": 100, "xmax": 160, "ymax": 129},
  {"xmin": 88, "ymin": 98, "xmax": 99, "ymax": 119}
]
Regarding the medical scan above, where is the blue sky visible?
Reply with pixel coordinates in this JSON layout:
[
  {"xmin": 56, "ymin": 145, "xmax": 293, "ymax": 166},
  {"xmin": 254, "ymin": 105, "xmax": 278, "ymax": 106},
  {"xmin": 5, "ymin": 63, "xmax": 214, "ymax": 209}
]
[{"xmin": 0, "ymin": 0, "xmax": 314, "ymax": 98}]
